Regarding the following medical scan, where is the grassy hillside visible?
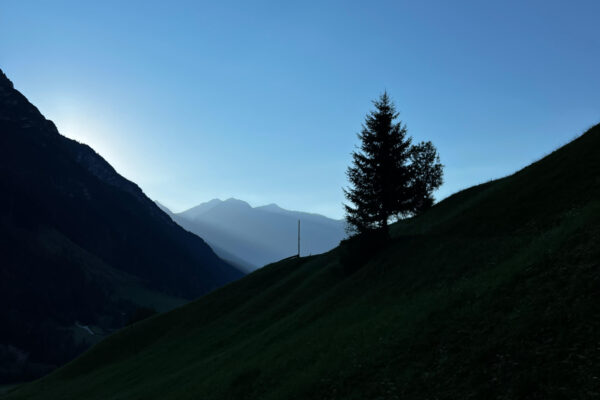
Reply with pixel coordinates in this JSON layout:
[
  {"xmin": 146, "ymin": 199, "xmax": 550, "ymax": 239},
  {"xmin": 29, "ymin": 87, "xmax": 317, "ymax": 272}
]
[{"xmin": 5, "ymin": 123, "xmax": 600, "ymax": 399}]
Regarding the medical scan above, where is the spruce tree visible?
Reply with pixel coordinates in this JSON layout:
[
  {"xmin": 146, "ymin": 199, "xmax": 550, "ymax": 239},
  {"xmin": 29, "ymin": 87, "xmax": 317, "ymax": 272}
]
[{"xmin": 344, "ymin": 92, "xmax": 443, "ymax": 236}]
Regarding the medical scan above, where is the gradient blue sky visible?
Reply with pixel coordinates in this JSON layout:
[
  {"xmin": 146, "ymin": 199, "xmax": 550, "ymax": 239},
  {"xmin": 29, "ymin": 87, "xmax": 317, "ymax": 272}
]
[{"xmin": 1, "ymin": 1, "xmax": 599, "ymax": 219}]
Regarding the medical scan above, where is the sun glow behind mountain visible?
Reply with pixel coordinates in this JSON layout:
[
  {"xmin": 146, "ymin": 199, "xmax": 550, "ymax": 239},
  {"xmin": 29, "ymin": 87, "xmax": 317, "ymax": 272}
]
[{"xmin": 3, "ymin": 1, "xmax": 599, "ymax": 220}]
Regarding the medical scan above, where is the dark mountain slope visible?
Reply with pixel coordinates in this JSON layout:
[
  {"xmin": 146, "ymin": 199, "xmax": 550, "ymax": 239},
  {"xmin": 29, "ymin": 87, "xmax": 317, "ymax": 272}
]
[
  {"xmin": 0, "ymin": 69, "xmax": 243, "ymax": 383},
  {"xmin": 5, "ymin": 124, "xmax": 599, "ymax": 399}
]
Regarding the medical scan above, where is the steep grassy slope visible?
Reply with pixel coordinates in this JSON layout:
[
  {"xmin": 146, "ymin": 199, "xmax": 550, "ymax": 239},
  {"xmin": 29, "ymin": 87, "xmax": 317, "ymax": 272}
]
[{"xmin": 5, "ymin": 124, "xmax": 599, "ymax": 399}]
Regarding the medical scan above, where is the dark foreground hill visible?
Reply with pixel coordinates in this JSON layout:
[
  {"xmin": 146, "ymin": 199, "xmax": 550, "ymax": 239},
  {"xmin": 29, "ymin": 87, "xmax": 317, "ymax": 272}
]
[
  {"xmin": 161, "ymin": 198, "xmax": 346, "ymax": 270},
  {"xmin": 5, "ymin": 123, "xmax": 600, "ymax": 399},
  {"xmin": 0, "ymin": 69, "xmax": 243, "ymax": 383}
]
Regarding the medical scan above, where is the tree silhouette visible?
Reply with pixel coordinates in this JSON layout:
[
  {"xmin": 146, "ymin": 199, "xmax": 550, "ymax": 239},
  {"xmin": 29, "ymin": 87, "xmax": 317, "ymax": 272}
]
[
  {"xmin": 344, "ymin": 92, "xmax": 443, "ymax": 236},
  {"xmin": 409, "ymin": 141, "xmax": 444, "ymax": 213}
]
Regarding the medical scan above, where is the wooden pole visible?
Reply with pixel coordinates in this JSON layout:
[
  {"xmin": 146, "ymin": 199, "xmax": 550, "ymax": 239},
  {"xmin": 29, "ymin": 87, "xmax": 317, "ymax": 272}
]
[{"xmin": 297, "ymin": 219, "xmax": 300, "ymax": 257}]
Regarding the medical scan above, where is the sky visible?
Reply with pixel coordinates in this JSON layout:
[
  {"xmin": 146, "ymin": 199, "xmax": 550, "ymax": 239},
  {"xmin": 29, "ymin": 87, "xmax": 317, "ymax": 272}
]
[{"xmin": 1, "ymin": 1, "xmax": 599, "ymax": 219}]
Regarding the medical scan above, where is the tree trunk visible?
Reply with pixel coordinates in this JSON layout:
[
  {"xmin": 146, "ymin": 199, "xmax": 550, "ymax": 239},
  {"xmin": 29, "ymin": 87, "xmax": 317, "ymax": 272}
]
[{"xmin": 381, "ymin": 217, "xmax": 390, "ymax": 239}]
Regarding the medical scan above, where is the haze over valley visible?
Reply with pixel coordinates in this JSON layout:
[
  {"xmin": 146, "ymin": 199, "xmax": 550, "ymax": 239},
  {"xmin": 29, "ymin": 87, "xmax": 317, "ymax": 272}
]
[{"xmin": 158, "ymin": 198, "xmax": 346, "ymax": 270}]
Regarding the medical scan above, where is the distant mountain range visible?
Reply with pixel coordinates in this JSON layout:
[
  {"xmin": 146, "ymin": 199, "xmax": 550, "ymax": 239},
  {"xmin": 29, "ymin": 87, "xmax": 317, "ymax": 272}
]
[
  {"xmin": 0, "ymin": 68, "xmax": 243, "ymax": 383},
  {"xmin": 158, "ymin": 199, "xmax": 347, "ymax": 270}
]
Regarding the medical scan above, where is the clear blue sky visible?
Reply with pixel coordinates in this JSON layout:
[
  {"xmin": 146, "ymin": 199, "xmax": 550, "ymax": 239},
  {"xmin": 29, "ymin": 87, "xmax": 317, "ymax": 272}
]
[{"xmin": 1, "ymin": 1, "xmax": 599, "ymax": 219}]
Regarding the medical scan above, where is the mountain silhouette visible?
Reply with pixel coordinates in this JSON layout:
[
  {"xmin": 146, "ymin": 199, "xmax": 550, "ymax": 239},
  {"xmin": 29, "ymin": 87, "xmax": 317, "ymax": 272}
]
[
  {"xmin": 12, "ymin": 123, "xmax": 600, "ymax": 400},
  {"xmin": 0, "ymin": 68, "xmax": 243, "ymax": 383},
  {"xmin": 160, "ymin": 198, "xmax": 347, "ymax": 270}
]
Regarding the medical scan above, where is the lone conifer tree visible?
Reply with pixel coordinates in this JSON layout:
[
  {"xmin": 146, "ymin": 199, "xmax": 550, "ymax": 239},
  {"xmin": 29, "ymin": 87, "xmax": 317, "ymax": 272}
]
[{"xmin": 344, "ymin": 92, "xmax": 443, "ymax": 236}]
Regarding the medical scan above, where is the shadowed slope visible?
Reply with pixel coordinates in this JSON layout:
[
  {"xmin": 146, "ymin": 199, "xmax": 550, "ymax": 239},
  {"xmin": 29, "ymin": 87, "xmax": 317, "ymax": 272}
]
[
  {"xmin": 6, "ymin": 124, "xmax": 600, "ymax": 399},
  {"xmin": 0, "ymin": 69, "xmax": 243, "ymax": 383}
]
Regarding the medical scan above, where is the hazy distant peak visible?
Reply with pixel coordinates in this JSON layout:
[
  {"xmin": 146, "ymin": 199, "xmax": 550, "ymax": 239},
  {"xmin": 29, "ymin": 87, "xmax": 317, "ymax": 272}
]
[
  {"xmin": 223, "ymin": 198, "xmax": 251, "ymax": 208},
  {"xmin": 204, "ymin": 198, "xmax": 223, "ymax": 206},
  {"xmin": 179, "ymin": 198, "xmax": 253, "ymax": 220},
  {"xmin": 178, "ymin": 199, "xmax": 221, "ymax": 219},
  {"xmin": 201, "ymin": 198, "xmax": 223, "ymax": 209},
  {"xmin": 260, "ymin": 203, "xmax": 282, "ymax": 210},
  {"xmin": 255, "ymin": 203, "xmax": 286, "ymax": 214},
  {"xmin": 170, "ymin": 196, "xmax": 347, "ymax": 268}
]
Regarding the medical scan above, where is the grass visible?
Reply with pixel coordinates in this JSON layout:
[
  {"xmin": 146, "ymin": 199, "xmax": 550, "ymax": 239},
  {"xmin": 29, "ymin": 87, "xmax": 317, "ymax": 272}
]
[
  {"xmin": 114, "ymin": 284, "xmax": 187, "ymax": 313},
  {"xmin": 0, "ymin": 386, "xmax": 19, "ymax": 396},
  {"xmin": 4, "ymin": 123, "xmax": 600, "ymax": 400}
]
